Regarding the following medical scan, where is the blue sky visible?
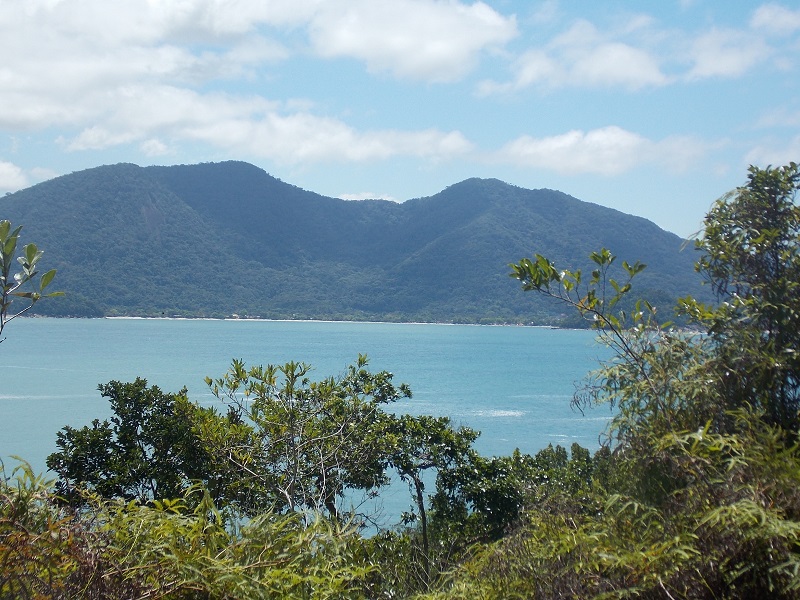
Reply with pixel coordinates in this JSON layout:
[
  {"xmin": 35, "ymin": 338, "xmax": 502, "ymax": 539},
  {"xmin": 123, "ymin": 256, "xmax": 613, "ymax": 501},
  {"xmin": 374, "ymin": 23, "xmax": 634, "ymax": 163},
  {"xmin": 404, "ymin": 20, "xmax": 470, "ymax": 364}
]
[{"xmin": 1, "ymin": 1, "xmax": 799, "ymax": 237}]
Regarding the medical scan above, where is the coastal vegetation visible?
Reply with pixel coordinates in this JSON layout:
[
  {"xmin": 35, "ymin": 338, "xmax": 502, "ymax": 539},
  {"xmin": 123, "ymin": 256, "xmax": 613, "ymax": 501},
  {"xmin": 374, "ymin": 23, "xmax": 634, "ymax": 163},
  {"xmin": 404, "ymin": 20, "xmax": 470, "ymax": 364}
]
[{"xmin": 2, "ymin": 163, "xmax": 799, "ymax": 598}]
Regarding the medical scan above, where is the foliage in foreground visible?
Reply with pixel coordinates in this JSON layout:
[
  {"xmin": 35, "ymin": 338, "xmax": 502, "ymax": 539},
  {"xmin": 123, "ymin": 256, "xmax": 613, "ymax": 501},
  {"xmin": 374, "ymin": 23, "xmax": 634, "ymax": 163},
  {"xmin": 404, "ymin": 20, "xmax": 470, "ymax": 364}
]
[
  {"xmin": 444, "ymin": 162, "xmax": 800, "ymax": 598},
  {"xmin": 426, "ymin": 414, "xmax": 800, "ymax": 599},
  {"xmin": 3, "ymin": 163, "xmax": 800, "ymax": 598},
  {"xmin": 1, "ymin": 462, "xmax": 372, "ymax": 599}
]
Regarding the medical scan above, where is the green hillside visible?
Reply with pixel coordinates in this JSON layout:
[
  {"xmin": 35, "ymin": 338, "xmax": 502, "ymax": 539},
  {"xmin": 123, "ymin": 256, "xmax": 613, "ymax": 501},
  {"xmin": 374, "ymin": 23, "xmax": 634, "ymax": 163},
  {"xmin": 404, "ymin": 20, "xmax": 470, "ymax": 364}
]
[{"xmin": 0, "ymin": 161, "xmax": 703, "ymax": 323}]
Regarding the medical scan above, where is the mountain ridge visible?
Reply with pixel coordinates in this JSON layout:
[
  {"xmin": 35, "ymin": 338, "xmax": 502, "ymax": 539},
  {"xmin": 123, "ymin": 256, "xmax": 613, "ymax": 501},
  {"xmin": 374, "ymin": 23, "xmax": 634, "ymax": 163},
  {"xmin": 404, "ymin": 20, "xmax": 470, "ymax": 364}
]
[{"xmin": 1, "ymin": 161, "xmax": 703, "ymax": 324}]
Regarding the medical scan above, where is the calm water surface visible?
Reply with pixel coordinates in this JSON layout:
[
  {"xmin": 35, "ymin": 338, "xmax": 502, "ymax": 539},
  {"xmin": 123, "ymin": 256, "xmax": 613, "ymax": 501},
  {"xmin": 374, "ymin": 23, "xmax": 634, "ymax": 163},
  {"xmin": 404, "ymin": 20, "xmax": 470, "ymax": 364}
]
[{"xmin": 1, "ymin": 318, "xmax": 613, "ymax": 475}]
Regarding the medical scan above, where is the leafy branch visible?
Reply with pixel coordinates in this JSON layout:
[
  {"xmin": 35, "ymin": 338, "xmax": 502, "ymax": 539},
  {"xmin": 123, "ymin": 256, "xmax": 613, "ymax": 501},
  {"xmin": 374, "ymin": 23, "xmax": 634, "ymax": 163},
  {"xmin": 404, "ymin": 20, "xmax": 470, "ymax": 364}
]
[
  {"xmin": 0, "ymin": 219, "xmax": 62, "ymax": 341},
  {"xmin": 509, "ymin": 249, "xmax": 683, "ymax": 435}
]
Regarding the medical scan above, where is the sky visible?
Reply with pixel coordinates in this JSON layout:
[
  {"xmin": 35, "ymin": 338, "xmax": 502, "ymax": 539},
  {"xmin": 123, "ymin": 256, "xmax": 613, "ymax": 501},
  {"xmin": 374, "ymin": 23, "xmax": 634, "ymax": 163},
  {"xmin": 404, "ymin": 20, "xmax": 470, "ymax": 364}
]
[{"xmin": 1, "ymin": 1, "xmax": 799, "ymax": 237}]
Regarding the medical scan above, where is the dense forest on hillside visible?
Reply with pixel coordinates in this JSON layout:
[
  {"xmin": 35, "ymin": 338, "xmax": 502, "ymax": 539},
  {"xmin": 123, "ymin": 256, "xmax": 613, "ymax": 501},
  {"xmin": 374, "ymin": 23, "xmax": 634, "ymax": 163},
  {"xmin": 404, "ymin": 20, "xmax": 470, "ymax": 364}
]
[
  {"xmin": 0, "ymin": 161, "xmax": 703, "ymax": 324},
  {"xmin": 1, "ymin": 163, "xmax": 799, "ymax": 598}
]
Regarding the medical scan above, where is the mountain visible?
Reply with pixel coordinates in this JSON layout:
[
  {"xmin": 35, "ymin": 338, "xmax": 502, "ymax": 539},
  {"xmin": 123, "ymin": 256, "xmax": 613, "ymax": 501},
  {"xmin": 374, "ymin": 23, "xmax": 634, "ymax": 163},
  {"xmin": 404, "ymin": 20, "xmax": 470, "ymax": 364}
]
[{"xmin": 0, "ymin": 161, "xmax": 704, "ymax": 324}]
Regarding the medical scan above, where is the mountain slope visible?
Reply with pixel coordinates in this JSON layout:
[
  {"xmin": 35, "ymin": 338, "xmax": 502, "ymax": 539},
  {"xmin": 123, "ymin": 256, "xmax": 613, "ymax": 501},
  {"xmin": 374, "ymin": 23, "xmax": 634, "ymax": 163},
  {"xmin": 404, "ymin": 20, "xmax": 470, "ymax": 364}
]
[{"xmin": 0, "ymin": 161, "xmax": 704, "ymax": 323}]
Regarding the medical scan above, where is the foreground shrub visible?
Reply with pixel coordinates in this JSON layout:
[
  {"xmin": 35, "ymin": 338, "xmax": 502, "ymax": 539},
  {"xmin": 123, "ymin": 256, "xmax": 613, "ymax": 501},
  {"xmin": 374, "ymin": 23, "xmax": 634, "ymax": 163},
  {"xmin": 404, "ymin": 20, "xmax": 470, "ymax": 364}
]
[{"xmin": 1, "ymin": 462, "xmax": 373, "ymax": 599}]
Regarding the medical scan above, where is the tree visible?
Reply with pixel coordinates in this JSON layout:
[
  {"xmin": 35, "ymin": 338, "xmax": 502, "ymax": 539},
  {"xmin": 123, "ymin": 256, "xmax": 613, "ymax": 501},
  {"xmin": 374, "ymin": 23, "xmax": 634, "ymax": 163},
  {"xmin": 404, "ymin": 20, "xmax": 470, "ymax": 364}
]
[
  {"xmin": 492, "ymin": 163, "xmax": 800, "ymax": 598},
  {"xmin": 47, "ymin": 378, "xmax": 213, "ymax": 504},
  {"xmin": 508, "ymin": 246, "xmax": 701, "ymax": 447},
  {"xmin": 204, "ymin": 355, "xmax": 412, "ymax": 520},
  {"xmin": 431, "ymin": 443, "xmax": 600, "ymax": 548},
  {"xmin": 383, "ymin": 414, "xmax": 477, "ymax": 586},
  {"xmin": 0, "ymin": 219, "xmax": 61, "ymax": 341},
  {"xmin": 682, "ymin": 162, "xmax": 800, "ymax": 432}
]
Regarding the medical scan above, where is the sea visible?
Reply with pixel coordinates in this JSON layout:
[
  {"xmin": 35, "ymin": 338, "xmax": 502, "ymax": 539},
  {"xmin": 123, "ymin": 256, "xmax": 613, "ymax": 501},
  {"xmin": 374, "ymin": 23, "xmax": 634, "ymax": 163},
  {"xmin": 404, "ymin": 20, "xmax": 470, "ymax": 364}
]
[{"xmin": 0, "ymin": 318, "xmax": 613, "ymax": 523}]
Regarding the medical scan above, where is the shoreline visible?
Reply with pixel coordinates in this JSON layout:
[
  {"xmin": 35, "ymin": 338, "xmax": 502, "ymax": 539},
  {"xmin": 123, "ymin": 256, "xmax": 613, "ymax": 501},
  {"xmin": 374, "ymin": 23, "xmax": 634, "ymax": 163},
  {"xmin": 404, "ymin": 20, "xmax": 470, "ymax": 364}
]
[{"xmin": 26, "ymin": 314, "xmax": 566, "ymax": 329}]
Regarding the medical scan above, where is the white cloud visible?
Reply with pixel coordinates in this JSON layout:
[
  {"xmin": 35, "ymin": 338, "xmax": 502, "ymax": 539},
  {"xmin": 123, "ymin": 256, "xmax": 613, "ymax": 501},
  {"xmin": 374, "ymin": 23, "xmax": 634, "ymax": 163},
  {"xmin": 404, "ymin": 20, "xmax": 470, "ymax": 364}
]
[
  {"xmin": 498, "ymin": 127, "xmax": 648, "ymax": 175},
  {"xmin": 3, "ymin": 0, "xmax": 514, "ymax": 86},
  {"xmin": 496, "ymin": 126, "xmax": 711, "ymax": 175},
  {"xmin": 146, "ymin": 0, "xmax": 321, "ymax": 35},
  {"xmin": 0, "ymin": 161, "xmax": 29, "ymax": 192},
  {"xmin": 478, "ymin": 18, "xmax": 668, "ymax": 93},
  {"xmin": 755, "ymin": 107, "xmax": 800, "ymax": 129},
  {"xmin": 654, "ymin": 135, "xmax": 720, "ymax": 172},
  {"xmin": 0, "ymin": 2, "xmax": 288, "ymax": 131},
  {"xmin": 0, "ymin": 0, "xmax": 503, "ymax": 169},
  {"xmin": 750, "ymin": 4, "xmax": 800, "ymax": 36},
  {"xmin": 308, "ymin": 0, "xmax": 517, "ymax": 82},
  {"xmin": 530, "ymin": 0, "xmax": 559, "ymax": 25},
  {"xmin": 480, "ymin": 6, "xmax": 799, "ymax": 95},
  {"xmin": 140, "ymin": 139, "xmax": 170, "ymax": 156},
  {"xmin": 476, "ymin": 50, "xmax": 555, "ymax": 94},
  {"xmin": 30, "ymin": 167, "xmax": 59, "ymax": 183},
  {"xmin": 200, "ymin": 116, "xmax": 475, "ymax": 164},
  {"xmin": 16, "ymin": 0, "xmax": 319, "ymax": 43},
  {"xmin": 686, "ymin": 28, "xmax": 771, "ymax": 80},
  {"xmin": 55, "ymin": 83, "xmax": 473, "ymax": 164},
  {"xmin": 67, "ymin": 127, "xmax": 141, "ymax": 151},
  {"xmin": 570, "ymin": 41, "xmax": 668, "ymax": 88},
  {"xmin": 4, "ymin": 0, "xmax": 521, "ymax": 89},
  {"xmin": 338, "ymin": 192, "xmax": 398, "ymax": 201}
]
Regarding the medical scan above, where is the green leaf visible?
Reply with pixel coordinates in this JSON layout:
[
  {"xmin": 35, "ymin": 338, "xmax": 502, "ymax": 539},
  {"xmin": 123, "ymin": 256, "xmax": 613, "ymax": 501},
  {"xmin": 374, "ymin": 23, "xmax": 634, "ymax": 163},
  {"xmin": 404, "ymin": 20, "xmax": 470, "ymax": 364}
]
[
  {"xmin": 40, "ymin": 269, "xmax": 56, "ymax": 290},
  {"xmin": 3, "ymin": 236, "xmax": 17, "ymax": 258},
  {"xmin": 24, "ymin": 243, "xmax": 39, "ymax": 264}
]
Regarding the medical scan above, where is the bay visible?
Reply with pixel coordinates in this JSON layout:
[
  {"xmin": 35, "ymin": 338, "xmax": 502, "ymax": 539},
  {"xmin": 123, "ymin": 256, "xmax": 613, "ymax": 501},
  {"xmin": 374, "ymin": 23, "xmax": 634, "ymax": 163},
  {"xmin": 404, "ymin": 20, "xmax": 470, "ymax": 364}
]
[{"xmin": 0, "ymin": 318, "xmax": 613, "ymax": 478}]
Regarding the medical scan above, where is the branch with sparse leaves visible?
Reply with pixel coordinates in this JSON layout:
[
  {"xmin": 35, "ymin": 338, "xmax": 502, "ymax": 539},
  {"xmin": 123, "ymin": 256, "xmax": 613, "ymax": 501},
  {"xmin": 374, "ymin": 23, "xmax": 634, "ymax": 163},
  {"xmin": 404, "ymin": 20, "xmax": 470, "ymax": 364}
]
[
  {"xmin": 510, "ymin": 249, "xmax": 659, "ymax": 380},
  {"xmin": 509, "ymin": 249, "xmax": 690, "ymax": 439}
]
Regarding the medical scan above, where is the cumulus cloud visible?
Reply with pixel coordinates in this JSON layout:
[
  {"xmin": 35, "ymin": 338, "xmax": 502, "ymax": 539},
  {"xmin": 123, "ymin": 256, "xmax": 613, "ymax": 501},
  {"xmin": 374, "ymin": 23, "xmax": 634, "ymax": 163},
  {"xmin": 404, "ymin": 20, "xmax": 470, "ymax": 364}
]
[
  {"xmin": 140, "ymin": 139, "xmax": 170, "ymax": 156},
  {"xmin": 496, "ymin": 126, "xmax": 711, "ymax": 175},
  {"xmin": 755, "ymin": 107, "xmax": 800, "ymax": 129},
  {"xmin": 478, "ymin": 18, "xmax": 668, "ymax": 93},
  {"xmin": 15, "ymin": 0, "xmax": 319, "ymax": 44},
  {"xmin": 0, "ymin": 3, "xmax": 288, "ymax": 130},
  {"xmin": 54, "ymin": 83, "xmax": 473, "ymax": 164},
  {"xmin": 497, "ymin": 127, "xmax": 648, "ymax": 175},
  {"xmin": 308, "ymin": 0, "xmax": 517, "ymax": 82},
  {"xmin": 0, "ymin": 0, "xmax": 503, "ymax": 167},
  {"xmin": 479, "ymin": 5, "xmax": 797, "ymax": 95},
  {"xmin": 189, "ymin": 114, "xmax": 475, "ymax": 164},
  {"xmin": 0, "ymin": 161, "xmax": 29, "ymax": 192},
  {"xmin": 685, "ymin": 28, "xmax": 772, "ymax": 80},
  {"xmin": 750, "ymin": 4, "xmax": 800, "ymax": 36}
]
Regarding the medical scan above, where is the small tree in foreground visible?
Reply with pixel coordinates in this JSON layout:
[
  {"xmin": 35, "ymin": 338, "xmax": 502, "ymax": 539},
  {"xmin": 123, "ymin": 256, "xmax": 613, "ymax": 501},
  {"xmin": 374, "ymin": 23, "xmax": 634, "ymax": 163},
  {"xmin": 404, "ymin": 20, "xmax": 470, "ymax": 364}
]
[
  {"xmin": 684, "ymin": 162, "xmax": 800, "ymax": 432},
  {"xmin": 47, "ymin": 379, "xmax": 214, "ymax": 505},
  {"xmin": 204, "ymin": 355, "xmax": 414, "ymax": 520}
]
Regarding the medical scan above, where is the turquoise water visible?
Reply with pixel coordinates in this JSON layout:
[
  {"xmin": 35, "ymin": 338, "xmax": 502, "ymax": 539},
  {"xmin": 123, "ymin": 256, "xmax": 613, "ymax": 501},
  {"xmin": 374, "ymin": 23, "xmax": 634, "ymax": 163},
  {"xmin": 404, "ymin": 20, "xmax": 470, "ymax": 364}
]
[{"xmin": 0, "ymin": 318, "xmax": 613, "ymax": 476}]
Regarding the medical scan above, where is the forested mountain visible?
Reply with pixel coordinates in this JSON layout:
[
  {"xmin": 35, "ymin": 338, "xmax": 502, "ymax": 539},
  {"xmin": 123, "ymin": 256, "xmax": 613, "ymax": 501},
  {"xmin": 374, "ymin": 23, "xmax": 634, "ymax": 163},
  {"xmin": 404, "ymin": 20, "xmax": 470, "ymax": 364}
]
[{"xmin": 0, "ymin": 161, "xmax": 703, "ymax": 323}]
